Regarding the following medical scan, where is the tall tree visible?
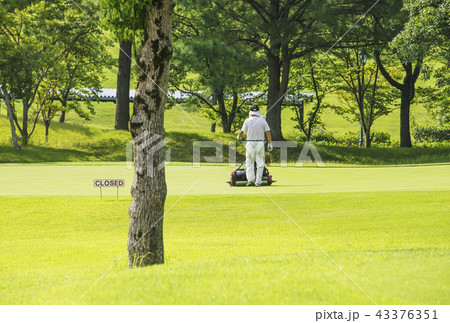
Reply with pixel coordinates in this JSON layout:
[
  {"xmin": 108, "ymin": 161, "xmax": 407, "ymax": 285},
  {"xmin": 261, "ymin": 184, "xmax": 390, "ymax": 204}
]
[
  {"xmin": 115, "ymin": 39, "xmax": 132, "ymax": 130},
  {"xmin": 289, "ymin": 56, "xmax": 333, "ymax": 142},
  {"xmin": 127, "ymin": 0, "xmax": 173, "ymax": 267},
  {"xmin": 0, "ymin": 0, "xmax": 104, "ymax": 146},
  {"xmin": 0, "ymin": 1, "xmax": 52, "ymax": 146},
  {"xmin": 170, "ymin": 0, "xmax": 263, "ymax": 133},
  {"xmin": 329, "ymin": 48, "xmax": 398, "ymax": 147},
  {"xmin": 0, "ymin": 3, "xmax": 23, "ymax": 149},
  {"xmin": 56, "ymin": 31, "xmax": 113, "ymax": 124},
  {"xmin": 371, "ymin": 0, "xmax": 424, "ymax": 147},
  {"xmin": 216, "ymin": 0, "xmax": 327, "ymax": 140},
  {"xmin": 391, "ymin": 0, "xmax": 450, "ymax": 127},
  {"xmin": 100, "ymin": 0, "xmax": 148, "ymax": 131},
  {"xmin": 374, "ymin": 50, "xmax": 422, "ymax": 148}
]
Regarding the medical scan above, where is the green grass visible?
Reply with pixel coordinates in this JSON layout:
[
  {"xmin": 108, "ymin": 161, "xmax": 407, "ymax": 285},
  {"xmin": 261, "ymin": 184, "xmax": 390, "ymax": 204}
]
[
  {"xmin": 1, "ymin": 164, "xmax": 449, "ymax": 196},
  {"xmin": 1, "ymin": 189, "xmax": 448, "ymax": 304},
  {"xmin": 1, "ymin": 162, "xmax": 448, "ymax": 304},
  {"xmin": 1, "ymin": 114, "xmax": 449, "ymax": 164}
]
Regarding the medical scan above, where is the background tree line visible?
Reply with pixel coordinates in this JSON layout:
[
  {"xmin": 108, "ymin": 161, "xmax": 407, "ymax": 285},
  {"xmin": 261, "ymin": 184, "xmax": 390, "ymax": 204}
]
[{"xmin": 1, "ymin": 0, "xmax": 448, "ymax": 150}]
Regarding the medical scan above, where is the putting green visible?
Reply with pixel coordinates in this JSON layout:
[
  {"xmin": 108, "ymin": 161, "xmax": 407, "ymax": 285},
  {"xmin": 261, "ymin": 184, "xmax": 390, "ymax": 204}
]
[{"xmin": 1, "ymin": 163, "xmax": 449, "ymax": 196}]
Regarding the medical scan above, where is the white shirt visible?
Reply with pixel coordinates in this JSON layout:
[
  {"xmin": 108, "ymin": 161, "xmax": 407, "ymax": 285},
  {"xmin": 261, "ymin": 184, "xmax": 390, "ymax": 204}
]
[{"xmin": 241, "ymin": 116, "xmax": 270, "ymax": 141}]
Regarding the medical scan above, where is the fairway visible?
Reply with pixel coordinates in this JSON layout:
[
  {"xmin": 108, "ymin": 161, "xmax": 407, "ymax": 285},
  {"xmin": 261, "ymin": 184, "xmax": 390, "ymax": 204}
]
[{"xmin": 0, "ymin": 164, "xmax": 449, "ymax": 304}]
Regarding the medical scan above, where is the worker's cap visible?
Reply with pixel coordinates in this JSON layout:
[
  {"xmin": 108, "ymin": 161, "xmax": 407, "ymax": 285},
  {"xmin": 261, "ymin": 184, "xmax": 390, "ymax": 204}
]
[{"xmin": 249, "ymin": 105, "xmax": 262, "ymax": 118}]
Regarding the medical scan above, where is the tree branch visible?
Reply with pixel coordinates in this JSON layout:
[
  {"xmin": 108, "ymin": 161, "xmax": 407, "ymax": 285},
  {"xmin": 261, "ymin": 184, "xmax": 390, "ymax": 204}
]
[
  {"xmin": 374, "ymin": 50, "xmax": 403, "ymax": 90},
  {"xmin": 245, "ymin": 0, "xmax": 270, "ymax": 24},
  {"xmin": 169, "ymin": 81, "xmax": 222, "ymax": 116}
]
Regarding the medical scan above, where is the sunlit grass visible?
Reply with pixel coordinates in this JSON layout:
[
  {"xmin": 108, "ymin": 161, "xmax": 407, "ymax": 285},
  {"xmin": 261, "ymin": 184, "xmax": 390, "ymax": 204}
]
[{"xmin": 1, "ymin": 190, "xmax": 448, "ymax": 304}]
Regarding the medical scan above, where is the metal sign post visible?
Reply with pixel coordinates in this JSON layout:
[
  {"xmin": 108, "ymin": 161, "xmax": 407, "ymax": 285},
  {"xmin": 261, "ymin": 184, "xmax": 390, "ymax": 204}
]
[{"xmin": 93, "ymin": 179, "xmax": 125, "ymax": 199}]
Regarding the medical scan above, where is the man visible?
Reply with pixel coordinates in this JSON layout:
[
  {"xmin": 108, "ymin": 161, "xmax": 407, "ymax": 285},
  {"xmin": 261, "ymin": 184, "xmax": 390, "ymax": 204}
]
[{"xmin": 237, "ymin": 105, "xmax": 273, "ymax": 187}]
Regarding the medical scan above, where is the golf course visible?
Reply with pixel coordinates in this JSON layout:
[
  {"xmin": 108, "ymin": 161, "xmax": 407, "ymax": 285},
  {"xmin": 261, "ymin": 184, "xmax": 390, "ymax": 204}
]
[
  {"xmin": 1, "ymin": 163, "xmax": 449, "ymax": 304},
  {"xmin": 1, "ymin": 0, "xmax": 449, "ymax": 308}
]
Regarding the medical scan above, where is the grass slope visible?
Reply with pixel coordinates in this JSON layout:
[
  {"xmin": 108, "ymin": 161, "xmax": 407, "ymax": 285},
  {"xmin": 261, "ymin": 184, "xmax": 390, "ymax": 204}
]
[
  {"xmin": 1, "ymin": 190, "xmax": 449, "ymax": 304},
  {"xmin": 1, "ymin": 115, "xmax": 449, "ymax": 164}
]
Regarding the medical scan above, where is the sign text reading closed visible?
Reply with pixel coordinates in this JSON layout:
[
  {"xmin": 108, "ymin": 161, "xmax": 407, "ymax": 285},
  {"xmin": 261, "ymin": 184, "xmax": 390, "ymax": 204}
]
[{"xmin": 93, "ymin": 179, "xmax": 125, "ymax": 187}]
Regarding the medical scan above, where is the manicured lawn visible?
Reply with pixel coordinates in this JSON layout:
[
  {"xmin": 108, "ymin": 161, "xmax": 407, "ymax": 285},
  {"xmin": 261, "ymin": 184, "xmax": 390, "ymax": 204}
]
[
  {"xmin": 1, "ymin": 164, "xmax": 450, "ymax": 196},
  {"xmin": 0, "ymin": 164, "xmax": 449, "ymax": 304}
]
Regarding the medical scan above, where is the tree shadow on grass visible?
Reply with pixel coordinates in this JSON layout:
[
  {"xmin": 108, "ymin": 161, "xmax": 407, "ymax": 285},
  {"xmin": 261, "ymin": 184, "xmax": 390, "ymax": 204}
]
[{"xmin": 0, "ymin": 144, "xmax": 95, "ymax": 163}]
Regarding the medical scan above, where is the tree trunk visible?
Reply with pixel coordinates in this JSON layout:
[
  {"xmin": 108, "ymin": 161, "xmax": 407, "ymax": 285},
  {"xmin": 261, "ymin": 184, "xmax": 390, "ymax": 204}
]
[
  {"xmin": 115, "ymin": 39, "xmax": 132, "ymax": 131},
  {"xmin": 59, "ymin": 99, "xmax": 68, "ymax": 123},
  {"xmin": 364, "ymin": 127, "xmax": 372, "ymax": 148},
  {"xmin": 399, "ymin": 87, "xmax": 412, "ymax": 148},
  {"xmin": 216, "ymin": 91, "xmax": 231, "ymax": 133},
  {"xmin": 3, "ymin": 92, "xmax": 21, "ymax": 150},
  {"xmin": 44, "ymin": 122, "xmax": 50, "ymax": 143},
  {"xmin": 399, "ymin": 72, "xmax": 415, "ymax": 148},
  {"xmin": 21, "ymin": 100, "xmax": 29, "ymax": 146},
  {"xmin": 59, "ymin": 110, "xmax": 66, "ymax": 123},
  {"xmin": 266, "ymin": 53, "xmax": 284, "ymax": 141},
  {"xmin": 128, "ymin": 0, "xmax": 173, "ymax": 268}
]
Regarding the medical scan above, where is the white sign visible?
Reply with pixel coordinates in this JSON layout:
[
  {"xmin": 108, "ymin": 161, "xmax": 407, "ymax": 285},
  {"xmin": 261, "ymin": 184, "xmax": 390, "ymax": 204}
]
[{"xmin": 93, "ymin": 179, "xmax": 125, "ymax": 187}]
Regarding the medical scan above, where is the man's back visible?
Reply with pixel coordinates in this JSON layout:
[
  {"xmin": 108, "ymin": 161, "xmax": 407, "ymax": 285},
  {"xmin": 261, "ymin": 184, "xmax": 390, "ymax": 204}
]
[{"xmin": 241, "ymin": 117, "xmax": 270, "ymax": 141}]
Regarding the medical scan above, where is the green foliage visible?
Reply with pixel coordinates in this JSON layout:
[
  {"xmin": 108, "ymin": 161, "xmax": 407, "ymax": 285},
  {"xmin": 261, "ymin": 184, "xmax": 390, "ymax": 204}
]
[
  {"xmin": 392, "ymin": 0, "xmax": 450, "ymax": 62},
  {"xmin": 372, "ymin": 130, "xmax": 391, "ymax": 145},
  {"xmin": 289, "ymin": 56, "xmax": 334, "ymax": 141},
  {"xmin": 340, "ymin": 130, "xmax": 360, "ymax": 147},
  {"xmin": 327, "ymin": 47, "xmax": 399, "ymax": 147},
  {"xmin": 2, "ymin": 112, "xmax": 450, "ymax": 164},
  {"xmin": 417, "ymin": 60, "xmax": 450, "ymax": 126},
  {"xmin": 413, "ymin": 124, "xmax": 450, "ymax": 143},
  {"xmin": 170, "ymin": 0, "xmax": 264, "ymax": 132},
  {"xmin": 0, "ymin": 0, "xmax": 113, "ymax": 145},
  {"xmin": 99, "ymin": 0, "xmax": 152, "ymax": 41}
]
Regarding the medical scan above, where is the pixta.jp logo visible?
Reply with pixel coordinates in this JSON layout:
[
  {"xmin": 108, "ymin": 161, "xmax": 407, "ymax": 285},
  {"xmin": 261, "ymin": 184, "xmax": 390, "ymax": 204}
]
[{"xmin": 126, "ymin": 131, "xmax": 171, "ymax": 177}]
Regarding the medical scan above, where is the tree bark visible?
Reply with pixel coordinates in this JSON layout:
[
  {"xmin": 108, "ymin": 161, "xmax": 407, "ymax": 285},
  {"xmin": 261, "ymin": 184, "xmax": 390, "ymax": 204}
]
[
  {"xmin": 44, "ymin": 122, "xmax": 50, "ymax": 143},
  {"xmin": 400, "ymin": 85, "xmax": 412, "ymax": 148},
  {"xmin": 266, "ymin": 50, "xmax": 284, "ymax": 141},
  {"xmin": 128, "ymin": 0, "xmax": 173, "ymax": 268},
  {"xmin": 364, "ymin": 126, "xmax": 372, "ymax": 148},
  {"xmin": 59, "ymin": 98, "xmax": 68, "ymax": 123},
  {"xmin": 115, "ymin": 39, "xmax": 132, "ymax": 131},
  {"xmin": 216, "ymin": 91, "xmax": 231, "ymax": 133},
  {"xmin": 59, "ymin": 110, "xmax": 66, "ymax": 123},
  {"xmin": 21, "ymin": 100, "xmax": 29, "ymax": 146},
  {"xmin": 3, "ymin": 91, "xmax": 21, "ymax": 150}
]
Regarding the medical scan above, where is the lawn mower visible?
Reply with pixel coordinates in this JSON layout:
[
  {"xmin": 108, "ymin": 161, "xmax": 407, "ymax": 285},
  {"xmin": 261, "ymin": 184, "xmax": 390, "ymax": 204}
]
[{"xmin": 227, "ymin": 162, "xmax": 275, "ymax": 186}]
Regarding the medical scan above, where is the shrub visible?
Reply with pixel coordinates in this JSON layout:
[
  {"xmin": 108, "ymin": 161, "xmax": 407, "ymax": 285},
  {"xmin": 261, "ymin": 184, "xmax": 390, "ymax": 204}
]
[
  {"xmin": 413, "ymin": 125, "xmax": 450, "ymax": 142},
  {"xmin": 339, "ymin": 131, "xmax": 360, "ymax": 147},
  {"xmin": 372, "ymin": 131, "xmax": 391, "ymax": 144},
  {"xmin": 310, "ymin": 131, "xmax": 339, "ymax": 144}
]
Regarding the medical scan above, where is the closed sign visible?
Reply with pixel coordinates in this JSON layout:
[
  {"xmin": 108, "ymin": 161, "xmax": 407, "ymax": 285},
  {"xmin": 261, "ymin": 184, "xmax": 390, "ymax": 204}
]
[{"xmin": 93, "ymin": 179, "xmax": 125, "ymax": 187}]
